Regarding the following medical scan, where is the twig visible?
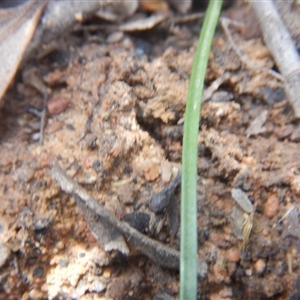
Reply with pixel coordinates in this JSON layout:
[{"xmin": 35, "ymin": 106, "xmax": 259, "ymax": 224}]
[
  {"xmin": 251, "ymin": 2, "xmax": 300, "ymax": 118},
  {"xmin": 50, "ymin": 161, "xmax": 207, "ymax": 277},
  {"xmin": 221, "ymin": 17, "xmax": 284, "ymax": 82},
  {"xmin": 38, "ymin": 90, "xmax": 47, "ymax": 145}
]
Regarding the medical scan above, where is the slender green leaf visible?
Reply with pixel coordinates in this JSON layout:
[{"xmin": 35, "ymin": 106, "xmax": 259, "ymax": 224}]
[{"xmin": 180, "ymin": 1, "xmax": 223, "ymax": 299}]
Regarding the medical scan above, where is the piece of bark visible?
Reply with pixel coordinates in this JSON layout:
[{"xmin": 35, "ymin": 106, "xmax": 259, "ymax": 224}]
[
  {"xmin": 75, "ymin": 196, "xmax": 130, "ymax": 255},
  {"xmin": 274, "ymin": 1, "xmax": 300, "ymax": 49},
  {"xmin": 119, "ymin": 14, "xmax": 166, "ymax": 32},
  {"xmin": 251, "ymin": 2, "xmax": 300, "ymax": 118},
  {"xmin": 50, "ymin": 162, "xmax": 207, "ymax": 277}
]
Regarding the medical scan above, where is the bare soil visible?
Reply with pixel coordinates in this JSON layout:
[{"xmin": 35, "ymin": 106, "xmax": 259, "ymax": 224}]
[{"xmin": 1, "ymin": 2, "xmax": 300, "ymax": 300}]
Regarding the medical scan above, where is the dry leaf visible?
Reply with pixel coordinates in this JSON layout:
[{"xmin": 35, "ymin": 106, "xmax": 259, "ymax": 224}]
[
  {"xmin": 120, "ymin": 14, "xmax": 166, "ymax": 32},
  {"xmin": 0, "ymin": 0, "xmax": 47, "ymax": 102},
  {"xmin": 140, "ymin": 0, "xmax": 169, "ymax": 13}
]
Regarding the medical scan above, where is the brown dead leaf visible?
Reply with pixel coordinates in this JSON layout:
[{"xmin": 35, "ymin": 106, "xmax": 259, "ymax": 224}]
[
  {"xmin": 120, "ymin": 14, "xmax": 167, "ymax": 32},
  {"xmin": 0, "ymin": 0, "xmax": 47, "ymax": 102},
  {"xmin": 140, "ymin": 0, "xmax": 169, "ymax": 12}
]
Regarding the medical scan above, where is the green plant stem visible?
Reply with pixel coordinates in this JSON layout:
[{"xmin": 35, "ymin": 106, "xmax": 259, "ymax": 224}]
[{"xmin": 180, "ymin": 1, "xmax": 223, "ymax": 299}]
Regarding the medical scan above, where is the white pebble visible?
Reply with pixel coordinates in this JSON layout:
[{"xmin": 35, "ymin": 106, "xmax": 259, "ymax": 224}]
[{"xmin": 231, "ymin": 188, "xmax": 254, "ymax": 213}]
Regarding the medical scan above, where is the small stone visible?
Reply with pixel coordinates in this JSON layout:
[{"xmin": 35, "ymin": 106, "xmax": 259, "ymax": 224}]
[
  {"xmin": 226, "ymin": 248, "xmax": 241, "ymax": 263},
  {"xmin": 231, "ymin": 188, "xmax": 254, "ymax": 213},
  {"xmin": 254, "ymin": 258, "xmax": 266, "ymax": 275},
  {"xmin": 245, "ymin": 269, "xmax": 253, "ymax": 276},
  {"xmin": 264, "ymin": 194, "xmax": 280, "ymax": 219},
  {"xmin": 47, "ymin": 97, "xmax": 70, "ymax": 115}
]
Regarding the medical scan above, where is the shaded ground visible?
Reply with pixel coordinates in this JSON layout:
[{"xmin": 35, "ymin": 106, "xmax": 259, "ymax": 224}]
[{"xmin": 1, "ymin": 2, "xmax": 300, "ymax": 299}]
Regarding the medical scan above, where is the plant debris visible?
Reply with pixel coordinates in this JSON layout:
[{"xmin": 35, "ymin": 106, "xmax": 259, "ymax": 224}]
[{"xmin": 51, "ymin": 162, "xmax": 207, "ymax": 276}]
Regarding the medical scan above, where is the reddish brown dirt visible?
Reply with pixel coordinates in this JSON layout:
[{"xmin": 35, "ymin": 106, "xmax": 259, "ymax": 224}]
[{"xmin": 1, "ymin": 2, "xmax": 300, "ymax": 300}]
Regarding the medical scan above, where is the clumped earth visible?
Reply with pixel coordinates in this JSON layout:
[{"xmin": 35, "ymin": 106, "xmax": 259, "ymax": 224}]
[{"xmin": 1, "ymin": 2, "xmax": 300, "ymax": 300}]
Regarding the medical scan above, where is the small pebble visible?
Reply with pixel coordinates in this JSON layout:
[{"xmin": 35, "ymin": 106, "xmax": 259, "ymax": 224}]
[
  {"xmin": 264, "ymin": 194, "xmax": 280, "ymax": 219},
  {"xmin": 47, "ymin": 97, "xmax": 70, "ymax": 115},
  {"xmin": 231, "ymin": 188, "xmax": 254, "ymax": 213},
  {"xmin": 254, "ymin": 258, "xmax": 266, "ymax": 275},
  {"xmin": 226, "ymin": 248, "xmax": 241, "ymax": 263},
  {"xmin": 31, "ymin": 132, "xmax": 41, "ymax": 141},
  {"xmin": 245, "ymin": 269, "xmax": 253, "ymax": 276}
]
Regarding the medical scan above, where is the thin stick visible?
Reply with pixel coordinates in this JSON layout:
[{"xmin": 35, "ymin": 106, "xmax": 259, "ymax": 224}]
[
  {"xmin": 50, "ymin": 161, "xmax": 207, "ymax": 276},
  {"xmin": 38, "ymin": 89, "xmax": 47, "ymax": 145},
  {"xmin": 251, "ymin": 1, "xmax": 300, "ymax": 118},
  {"xmin": 221, "ymin": 17, "xmax": 284, "ymax": 82}
]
